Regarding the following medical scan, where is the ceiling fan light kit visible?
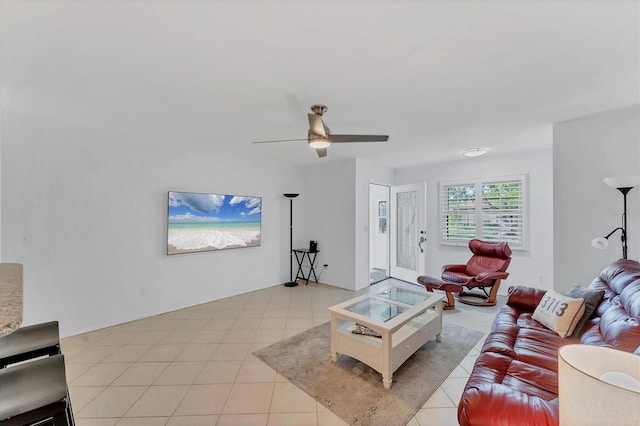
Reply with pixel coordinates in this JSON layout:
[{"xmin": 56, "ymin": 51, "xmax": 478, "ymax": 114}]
[{"xmin": 252, "ymin": 104, "xmax": 389, "ymax": 158}]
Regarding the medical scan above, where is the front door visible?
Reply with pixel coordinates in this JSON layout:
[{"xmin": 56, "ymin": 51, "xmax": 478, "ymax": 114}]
[{"xmin": 389, "ymin": 183, "xmax": 426, "ymax": 283}]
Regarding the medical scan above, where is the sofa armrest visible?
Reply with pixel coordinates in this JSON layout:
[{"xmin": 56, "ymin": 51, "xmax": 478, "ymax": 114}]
[
  {"xmin": 458, "ymin": 383, "xmax": 559, "ymax": 426},
  {"xmin": 506, "ymin": 285, "xmax": 547, "ymax": 311}
]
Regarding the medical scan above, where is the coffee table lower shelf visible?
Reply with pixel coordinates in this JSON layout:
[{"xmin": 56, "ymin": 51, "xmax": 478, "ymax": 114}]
[{"xmin": 330, "ymin": 309, "xmax": 442, "ymax": 389}]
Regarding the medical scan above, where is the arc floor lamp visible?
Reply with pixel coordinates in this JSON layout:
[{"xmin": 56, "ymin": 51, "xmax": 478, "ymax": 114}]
[
  {"xmin": 592, "ymin": 175, "xmax": 640, "ymax": 259},
  {"xmin": 283, "ymin": 193, "xmax": 299, "ymax": 287}
]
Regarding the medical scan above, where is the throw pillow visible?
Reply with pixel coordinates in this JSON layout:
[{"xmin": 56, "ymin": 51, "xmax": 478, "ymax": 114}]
[
  {"xmin": 532, "ymin": 289, "xmax": 585, "ymax": 338},
  {"xmin": 566, "ymin": 284, "xmax": 605, "ymax": 337}
]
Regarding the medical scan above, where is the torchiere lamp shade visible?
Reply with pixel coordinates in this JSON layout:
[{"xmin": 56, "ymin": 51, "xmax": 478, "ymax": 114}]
[{"xmin": 558, "ymin": 345, "xmax": 640, "ymax": 425}]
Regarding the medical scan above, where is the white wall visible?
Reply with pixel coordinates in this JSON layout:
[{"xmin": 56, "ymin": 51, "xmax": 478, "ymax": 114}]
[
  {"xmin": 395, "ymin": 148, "xmax": 554, "ymax": 294},
  {"xmin": 553, "ymin": 105, "xmax": 640, "ymax": 290},
  {"xmin": 296, "ymin": 159, "xmax": 357, "ymax": 290},
  {"xmin": 1, "ymin": 112, "xmax": 301, "ymax": 337}
]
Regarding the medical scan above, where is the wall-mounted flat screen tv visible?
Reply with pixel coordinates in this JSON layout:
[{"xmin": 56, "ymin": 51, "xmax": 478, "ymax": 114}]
[{"xmin": 167, "ymin": 191, "xmax": 262, "ymax": 255}]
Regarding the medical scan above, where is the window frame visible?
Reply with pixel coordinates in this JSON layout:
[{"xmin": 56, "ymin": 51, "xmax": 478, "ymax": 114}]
[{"xmin": 439, "ymin": 174, "xmax": 529, "ymax": 250}]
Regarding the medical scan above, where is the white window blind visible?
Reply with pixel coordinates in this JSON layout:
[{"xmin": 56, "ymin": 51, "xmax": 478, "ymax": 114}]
[{"xmin": 440, "ymin": 175, "xmax": 528, "ymax": 250}]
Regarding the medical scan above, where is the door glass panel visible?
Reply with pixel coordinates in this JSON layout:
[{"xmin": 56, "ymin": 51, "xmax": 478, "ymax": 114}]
[{"xmin": 396, "ymin": 190, "xmax": 417, "ymax": 270}]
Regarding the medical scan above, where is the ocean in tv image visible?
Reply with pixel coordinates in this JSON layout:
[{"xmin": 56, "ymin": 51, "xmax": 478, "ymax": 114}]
[{"xmin": 168, "ymin": 191, "xmax": 261, "ymax": 254}]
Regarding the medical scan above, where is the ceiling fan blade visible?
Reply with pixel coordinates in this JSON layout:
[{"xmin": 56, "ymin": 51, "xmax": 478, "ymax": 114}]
[
  {"xmin": 315, "ymin": 148, "xmax": 328, "ymax": 158},
  {"xmin": 252, "ymin": 138, "xmax": 307, "ymax": 144},
  {"xmin": 329, "ymin": 134, "xmax": 389, "ymax": 143},
  {"xmin": 308, "ymin": 114, "xmax": 327, "ymax": 137}
]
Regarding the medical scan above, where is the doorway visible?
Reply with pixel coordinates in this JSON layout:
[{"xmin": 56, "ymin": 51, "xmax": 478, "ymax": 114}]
[
  {"xmin": 389, "ymin": 183, "xmax": 427, "ymax": 283},
  {"xmin": 369, "ymin": 184, "xmax": 390, "ymax": 284}
]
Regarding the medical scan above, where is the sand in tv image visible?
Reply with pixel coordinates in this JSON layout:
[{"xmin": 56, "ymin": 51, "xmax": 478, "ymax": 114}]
[{"xmin": 168, "ymin": 191, "xmax": 262, "ymax": 255}]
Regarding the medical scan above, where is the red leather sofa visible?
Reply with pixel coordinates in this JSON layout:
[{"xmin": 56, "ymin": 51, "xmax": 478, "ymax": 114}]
[{"xmin": 457, "ymin": 259, "xmax": 640, "ymax": 426}]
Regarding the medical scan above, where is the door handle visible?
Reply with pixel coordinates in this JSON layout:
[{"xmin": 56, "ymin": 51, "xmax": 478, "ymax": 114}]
[{"xmin": 419, "ymin": 236, "xmax": 425, "ymax": 253}]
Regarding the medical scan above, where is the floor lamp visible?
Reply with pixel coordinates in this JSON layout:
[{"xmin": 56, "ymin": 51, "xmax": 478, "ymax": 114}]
[
  {"xmin": 283, "ymin": 193, "xmax": 299, "ymax": 287},
  {"xmin": 591, "ymin": 175, "xmax": 639, "ymax": 259}
]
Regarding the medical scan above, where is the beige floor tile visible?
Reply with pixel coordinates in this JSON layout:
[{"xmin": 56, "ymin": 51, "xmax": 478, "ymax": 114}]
[
  {"xmin": 163, "ymin": 330, "xmax": 198, "ymax": 344},
  {"xmin": 237, "ymin": 309, "xmax": 266, "ymax": 319},
  {"xmin": 222, "ymin": 383, "xmax": 274, "ymax": 414},
  {"xmin": 446, "ymin": 365, "xmax": 470, "ymax": 379},
  {"xmin": 96, "ymin": 331, "xmax": 139, "ymax": 346},
  {"xmin": 116, "ymin": 417, "xmax": 170, "ymax": 425},
  {"xmin": 202, "ymin": 318, "xmax": 235, "ymax": 329},
  {"xmin": 191, "ymin": 329, "xmax": 228, "ymax": 343},
  {"xmin": 138, "ymin": 344, "xmax": 186, "ymax": 362},
  {"xmin": 72, "ymin": 363, "xmax": 132, "ymax": 386},
  {"xmin": 210, "ymin": 343, "xmax": 250, "ymax": 361},
  {"xmin": 195, "ymin": 361, "xmax": 242, "ymax": 384},
  {"xmin": 252, "ymin": 329, "xmax": 285, "ymax": 344},
  {"xmin": 102, "ymin": 345, "xmax": 155, "ymax": 363},
  {"xmin": 235, "ymin": 360, "xmax": 277, "ymax": 383},
  {"xmin": 68, "ymin": 386, "xmax": 105, "ymax": 412},
  {"xmin": 154, "ymin": 362, "xmax": 206, "ymax": 385},
  {"xmin": 63, "ymin": 330, "xmax": 114, "ymax": 346},
  {"xmin": 174, "ymin": 343, "xmax": 219, "ymax": 362},
  {"xmin": 231, "ymin": 317, "xmax": 262, "ymax": 329},
  {"xmin": 267, "ymin": 412, "xmax": 317, "ymax": 426},
  {"xmin": 459, "ymin": 355, "xmax": 478, "ymax": 374},
  {"xmin": 62, "ymin": 344, "xmax": 91, "ymax": 358},
  {"xmin": 113, "ymin": 362, "xmax": 170, "ymax": 386},
  {"xmin": 406, "ymin": 417, "xmax": 421, "ymax": 426},
  {"xmin": 422, "ymin": 388, "xmax": 456, "ymax": 408},
  {"xmin": 258, "ymin": 318, "xmax": 287, "ymax": 329},
  {"xmin": 70, "ymin": 345, "xmax": 120, "ymax": 364},
  {"xmin": 174, "ymin": 384, "xmax": 234, "ymax": 415},
  {"xmin": 413, "ymin": 407, "xmax": 459, "ymax": 425},
  {"xmin": 223, "ymin": 329, "xmax": 257, "ymax": 344},
  {"xmin": 216, "ymin": 413, "xmax": 268, "ymax": 426},
  {"xmin": 262, "ymin": 309, "xmax": 289, "ymax": 319},
  {"xmin": 212, "ymin": 310, "xmax": 241, "ymax": 319},
  {"xmin": 131, "ymin": 331, "xmax": 171, "ymax": 345},
  {"xmin": 166, "ymin": 415, "xmax": 220, "ymax": 425},
  {"xmin": 316, "ymin": 411, "xmax": 349, "ymax": 426},
  {"xmin": 269, "ymin": 382, "xmax": 316, "ymax": 413},
  {"xmin": 440, "ymin": 378, "xmax": 468, "ymax": 407},
  {"xmin": 125, "ymin": 385, "xmax": 190, "ymax": 417},
  {"xmin": 76, "ymin": 418, "xmax": 119, "ymax": 426},
  {"xmin": 176, "ymin": 319, "xmax": 208, "ymax": 330},
  {"xmin": 66, "ymin": 362, "xmax": 96, "ymax": 383},
  {"xmin": 77, "ymin": 386, "xmax": 148, "ymax": 418}
]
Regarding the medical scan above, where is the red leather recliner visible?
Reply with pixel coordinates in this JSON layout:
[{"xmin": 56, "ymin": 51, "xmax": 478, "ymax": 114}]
[{"xmin": 417, "ymin": 239, "xmax": 512, "ymax": 310}]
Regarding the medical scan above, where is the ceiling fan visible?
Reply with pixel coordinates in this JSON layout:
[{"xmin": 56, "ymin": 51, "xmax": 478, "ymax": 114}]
[{"xmin": 252, "ymin": 104, "xmax": 389, "ymax": 158}]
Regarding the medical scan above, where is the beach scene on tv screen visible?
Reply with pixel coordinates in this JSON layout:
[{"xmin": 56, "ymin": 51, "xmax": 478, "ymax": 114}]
[{"xmin": 168, "ymin": 191, "xmax": 261, "ymax": 254}]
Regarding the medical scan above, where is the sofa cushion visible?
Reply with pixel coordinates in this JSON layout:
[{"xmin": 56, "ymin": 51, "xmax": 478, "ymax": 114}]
[
  {"xmin": 532, "ymin": 289, "xmax": 585, "ymax": 338},
  {"xmin": 566, "ymin": 284, "xmax": 605, "ymax": 337}
]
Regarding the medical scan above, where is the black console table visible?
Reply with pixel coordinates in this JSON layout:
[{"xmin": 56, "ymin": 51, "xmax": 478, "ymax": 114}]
[{"xmin": 292, "ymin": 249, "xmax": 320, "ymax": 285}]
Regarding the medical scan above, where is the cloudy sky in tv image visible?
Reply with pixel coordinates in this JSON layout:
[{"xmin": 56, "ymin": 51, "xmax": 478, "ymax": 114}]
[{"xmin": 167, "ymin": 192, "xmax": 261, "ymax": 254}]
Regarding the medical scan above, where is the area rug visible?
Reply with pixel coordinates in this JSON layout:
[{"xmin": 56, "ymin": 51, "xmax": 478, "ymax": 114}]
[{"xmin": 253, "ymin": 322, "xmax": 483, "ymax": 426}]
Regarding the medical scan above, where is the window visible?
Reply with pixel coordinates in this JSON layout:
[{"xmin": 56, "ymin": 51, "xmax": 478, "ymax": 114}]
[{"xmin": 440, "ymin": 175, "xmax": 528, "ymax": 249}]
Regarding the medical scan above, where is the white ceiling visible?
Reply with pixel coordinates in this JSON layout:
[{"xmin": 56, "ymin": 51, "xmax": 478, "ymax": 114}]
[{"xmin": 1, "ymin": 0, "xmax": 638, "ymax": 168}]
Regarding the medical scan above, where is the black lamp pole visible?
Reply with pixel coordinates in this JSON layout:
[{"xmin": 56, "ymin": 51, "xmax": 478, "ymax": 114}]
[
  {"xmin": 283, "ymin": 193, "xmax": 299, "ymax": 287},
  {"xmin": 618, "ymin": 187, "xmax": 632, "ymax": 260}
]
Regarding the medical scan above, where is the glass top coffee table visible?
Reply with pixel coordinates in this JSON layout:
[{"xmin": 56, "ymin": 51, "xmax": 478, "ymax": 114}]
[{"xmin": 328, "ymin": 282, "xmax": 444, "ymax": 389}]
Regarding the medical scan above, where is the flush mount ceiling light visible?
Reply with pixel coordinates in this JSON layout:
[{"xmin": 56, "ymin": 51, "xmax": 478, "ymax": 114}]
[{"xmin": 463, "ymin": 147, "xmax": 488, "ymax": 157}]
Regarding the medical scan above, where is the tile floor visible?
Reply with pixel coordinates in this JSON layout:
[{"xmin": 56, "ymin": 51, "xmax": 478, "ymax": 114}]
[{"xmin": 61, "ymin": 279, "xmax": 503, "ymax": 426}]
